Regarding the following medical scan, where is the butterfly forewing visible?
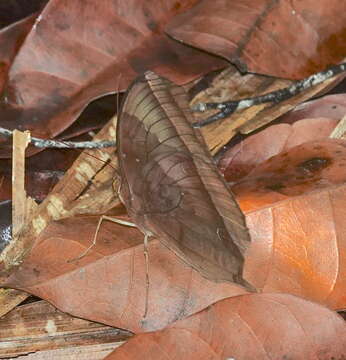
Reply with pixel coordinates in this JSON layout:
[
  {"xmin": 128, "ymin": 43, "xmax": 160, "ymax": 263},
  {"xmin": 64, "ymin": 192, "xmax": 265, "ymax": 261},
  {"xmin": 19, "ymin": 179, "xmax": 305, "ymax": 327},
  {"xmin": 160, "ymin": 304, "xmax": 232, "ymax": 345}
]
[{"xmin": 117, "ymin": 71, "xmax": 251, "ymax": 287}]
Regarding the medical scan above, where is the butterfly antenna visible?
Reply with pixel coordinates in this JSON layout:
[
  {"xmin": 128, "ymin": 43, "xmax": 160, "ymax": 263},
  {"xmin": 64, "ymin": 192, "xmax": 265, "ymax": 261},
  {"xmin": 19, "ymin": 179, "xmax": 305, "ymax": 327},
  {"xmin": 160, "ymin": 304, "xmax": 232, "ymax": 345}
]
[{"xmin": 116, "ymin": 73, "xmax": 122, "ymax": 115}]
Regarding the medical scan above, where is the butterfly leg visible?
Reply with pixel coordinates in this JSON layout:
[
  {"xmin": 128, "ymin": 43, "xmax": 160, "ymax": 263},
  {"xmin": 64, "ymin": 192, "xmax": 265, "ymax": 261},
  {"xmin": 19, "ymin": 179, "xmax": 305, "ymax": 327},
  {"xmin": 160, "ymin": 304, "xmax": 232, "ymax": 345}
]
[
  {"xmin": 143, "ymin": 233, "xmax": 151, "ymax": 318},
  {"xmin": 68, "ymin": 215, "xmax": 137, "ymax": 262}
]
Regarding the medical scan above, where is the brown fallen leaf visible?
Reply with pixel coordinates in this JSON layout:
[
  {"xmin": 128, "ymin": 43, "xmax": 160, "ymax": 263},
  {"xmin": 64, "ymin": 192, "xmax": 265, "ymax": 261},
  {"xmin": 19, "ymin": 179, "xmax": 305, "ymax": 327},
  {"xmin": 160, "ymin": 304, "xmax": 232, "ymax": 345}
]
[
  {"xmin": 2, "ymin": 215, "xmax": 248, "ymax": 333},
  {"xmin": 278, "ymin": 94, "xmax": 346, "ymax": 124},
  {"xmin": 191, "ymin": 66, "xmax": 292, "ymax": 154},
  {"xmin": 167, "ymin": 0, "xmax": 346, "ymax": 79},
  {"xmin": 0, "ymin": 14, "xmax": 36, "ymax": 91},
  {"xmin": 243, "ymin": 182, "xmax": 346, "ymax": 311},
  {"xmin": 0, "ymin": 0, "xmax": 226, "ymax": 157},
  {"xmin": 2, "ymin": 138, "xmax": 346, "ymax": 335},
  {"xmin": 226, "ymin": 139, "xmax": 346, "ymax": 310},
  {"xmin": 105, "ymin": 293, "xmax": 346, "ymax": 359},
  {"xmin": 233, "ymin": 139, "xmax": 346, "ymax": 211},
  {"xmin": 218, "ymin": 118, "xmax": 339, "ymax": 183}
]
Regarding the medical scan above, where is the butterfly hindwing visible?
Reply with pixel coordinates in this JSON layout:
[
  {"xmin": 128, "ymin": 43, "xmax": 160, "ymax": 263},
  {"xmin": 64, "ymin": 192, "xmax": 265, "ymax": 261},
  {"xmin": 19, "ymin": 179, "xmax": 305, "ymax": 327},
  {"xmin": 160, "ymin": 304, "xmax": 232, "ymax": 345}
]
[{"xmin": 117, "ymin": 71, "xmax": 251, "ymax": 286}]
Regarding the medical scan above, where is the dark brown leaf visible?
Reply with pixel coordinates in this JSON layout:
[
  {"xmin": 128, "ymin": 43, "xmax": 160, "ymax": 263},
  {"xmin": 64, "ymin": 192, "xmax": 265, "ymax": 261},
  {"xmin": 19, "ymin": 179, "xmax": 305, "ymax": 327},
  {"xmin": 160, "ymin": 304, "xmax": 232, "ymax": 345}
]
[
  {"xmin": 0, "ymin": 14, "xmax": 36, "ymax": 91},
  {"xmin": 117, "ymin": 71, "xmax": 251, "ymax": 286},
  {"xmin": 0, "ymin": 0, "xmax": 226, "ymax": 157},
  {"xmin": 167, "ymin": 0, "xmax": 346, "ymax": 79}
]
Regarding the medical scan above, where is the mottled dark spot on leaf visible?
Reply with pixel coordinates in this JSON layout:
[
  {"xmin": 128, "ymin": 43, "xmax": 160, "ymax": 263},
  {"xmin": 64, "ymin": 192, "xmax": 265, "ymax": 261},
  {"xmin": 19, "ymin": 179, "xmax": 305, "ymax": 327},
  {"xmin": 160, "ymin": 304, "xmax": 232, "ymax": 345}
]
[
  {"xmin": 297, "ymin": 157, "xmax": 331, "ymax": 174},
  {"xmin": 55, "ymin": 21, "xmax": 70, "ymax": 31},
  {"xmin": 147, "ymin": 20, "xmax": 159, "ymax": 32},
  {"xmin": 266, "ymin": 183, "xmax": 285, "ymax": 191}
]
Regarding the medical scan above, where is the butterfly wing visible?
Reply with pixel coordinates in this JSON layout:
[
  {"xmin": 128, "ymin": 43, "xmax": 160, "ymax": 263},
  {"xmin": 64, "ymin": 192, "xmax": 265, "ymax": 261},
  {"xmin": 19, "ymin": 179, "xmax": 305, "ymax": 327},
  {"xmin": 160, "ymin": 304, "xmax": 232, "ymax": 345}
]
[{"xmin": 117, "ymin": 71, "xmax": 251, "ymax": 286}]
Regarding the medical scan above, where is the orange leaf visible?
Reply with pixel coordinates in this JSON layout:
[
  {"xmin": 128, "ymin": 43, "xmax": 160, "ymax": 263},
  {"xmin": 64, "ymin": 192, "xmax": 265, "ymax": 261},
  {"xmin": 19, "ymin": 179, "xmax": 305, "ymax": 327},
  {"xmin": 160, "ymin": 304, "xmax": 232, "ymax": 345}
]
[
  {"xmin": 218, "ymin": 118, "xmax": 338, "ymax": 183},
  {"xmin": 105, "ymin": 293, "xmax": 346, "ymax": 359},
  {"xmin": 4, "ymin": 216, "xmax": 247, "ymax": 333},
  {"xmin": 229, "ymin": 139, "xmax": 346, "ymax": 309}
]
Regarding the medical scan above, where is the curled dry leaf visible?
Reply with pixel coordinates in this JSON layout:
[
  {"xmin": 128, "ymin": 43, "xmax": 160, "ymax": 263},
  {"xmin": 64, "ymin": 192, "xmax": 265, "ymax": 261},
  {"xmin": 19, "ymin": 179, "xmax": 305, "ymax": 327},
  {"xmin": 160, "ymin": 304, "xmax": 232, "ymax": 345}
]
[
  {"xmin": 105, "ymin": 293, "xmax": 346, "ymax": 360},
  {"xmin": 219, "ymin": 118, "xmax": 339, "ymax": 183},
  {"xmin": 167, "ymin": 0, "xmax": 346, "ymax": 79},
  {"xmin": 0, "ymin": 0, "xmax": 226, "ymax": 157},
  {"xmin": 3, "ymin": 216, "xmax": 248, "ymax": 333}
]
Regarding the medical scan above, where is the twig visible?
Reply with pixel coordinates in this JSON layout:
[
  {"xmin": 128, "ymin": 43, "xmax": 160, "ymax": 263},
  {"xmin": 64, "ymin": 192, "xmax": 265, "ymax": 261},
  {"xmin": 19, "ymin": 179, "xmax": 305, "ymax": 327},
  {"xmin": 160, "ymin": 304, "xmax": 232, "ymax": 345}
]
[
  {"xmin": 192, "ymin": 62, "xmax": 346, "ymax": 128},
  {"xmin": 0, "ymin": 127, "xmax": 116, "ymax": 148}
]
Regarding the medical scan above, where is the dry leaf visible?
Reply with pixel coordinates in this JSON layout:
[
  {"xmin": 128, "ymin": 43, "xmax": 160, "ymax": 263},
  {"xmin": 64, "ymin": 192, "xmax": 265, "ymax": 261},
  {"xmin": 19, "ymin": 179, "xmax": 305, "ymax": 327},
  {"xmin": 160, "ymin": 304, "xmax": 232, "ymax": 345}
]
[
  {"xmin": 219, "ymin": 118, "xmax": 339, "ymax": 183},
  {"xmin": 167, "ymin": 0, "xmax": 346, "ymax": 79},
  {"xmin": 3, "ymin": 215, "xmax": 248, "ymax": 333},
  {"xmin": 227, "ymin": 139, "xmax": 346, "ymax": 309},
  {"xmin": 106, "ymin": 293, "xmax": 346, "ymax": 359},
  {"xmin": 0, "ymin": 14, "xmax": 36, "ymax": 91},
  {"xmin": 0, "ymin": 0, "xmax": 226, "ymax": 157},
  {"xmin": 278, "ymin": 94, "xmax": 346, "ymax": 124}
]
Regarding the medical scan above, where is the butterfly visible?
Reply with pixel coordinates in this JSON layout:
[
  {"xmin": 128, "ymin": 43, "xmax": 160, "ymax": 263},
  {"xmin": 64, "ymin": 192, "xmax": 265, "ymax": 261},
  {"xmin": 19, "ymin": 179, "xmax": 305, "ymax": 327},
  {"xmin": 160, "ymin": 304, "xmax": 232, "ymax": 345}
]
[{"xmin": 117, "ymin": 71, "xmax": 252, "ymax": 289}]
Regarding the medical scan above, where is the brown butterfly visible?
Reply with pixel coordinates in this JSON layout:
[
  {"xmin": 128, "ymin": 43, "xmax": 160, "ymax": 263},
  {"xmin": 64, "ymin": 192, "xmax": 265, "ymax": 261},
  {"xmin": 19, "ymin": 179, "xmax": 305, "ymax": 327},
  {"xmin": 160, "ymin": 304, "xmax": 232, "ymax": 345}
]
[{"xmin": 117, "ymin": 71, "xmax": 253, "ymax": 289}]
